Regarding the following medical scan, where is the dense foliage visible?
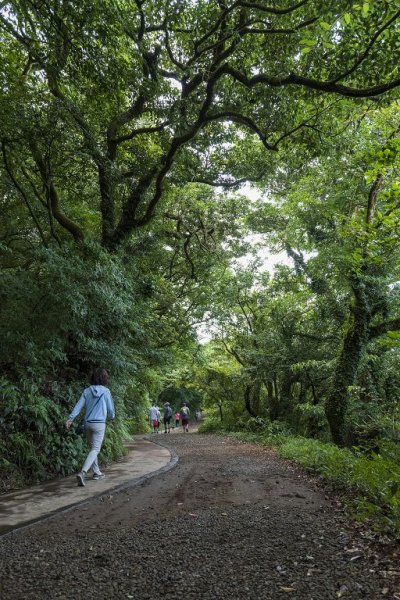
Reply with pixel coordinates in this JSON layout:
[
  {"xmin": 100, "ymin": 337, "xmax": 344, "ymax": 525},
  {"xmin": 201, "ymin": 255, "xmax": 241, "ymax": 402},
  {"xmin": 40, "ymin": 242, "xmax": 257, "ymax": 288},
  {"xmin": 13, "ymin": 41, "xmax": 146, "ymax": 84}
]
[{"xmin": 1, "ymin": 0, "xmax": 400, "ymax": 505}]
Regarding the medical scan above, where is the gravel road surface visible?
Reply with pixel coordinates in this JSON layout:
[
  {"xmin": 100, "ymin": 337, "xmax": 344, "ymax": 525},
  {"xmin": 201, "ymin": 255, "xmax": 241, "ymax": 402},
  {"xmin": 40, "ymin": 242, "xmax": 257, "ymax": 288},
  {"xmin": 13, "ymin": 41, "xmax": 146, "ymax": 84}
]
[{"xmin": 0, "ymin": 432, "xmax": 399, "ymax": 599}]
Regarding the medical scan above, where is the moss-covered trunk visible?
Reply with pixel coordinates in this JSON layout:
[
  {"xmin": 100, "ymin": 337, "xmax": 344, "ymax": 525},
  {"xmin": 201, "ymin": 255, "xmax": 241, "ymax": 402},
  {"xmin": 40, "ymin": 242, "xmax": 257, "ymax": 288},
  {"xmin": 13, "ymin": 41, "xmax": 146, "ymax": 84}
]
[{"xmin": 325, "ymin": 276, "xmax": 370, "ymax": 445}]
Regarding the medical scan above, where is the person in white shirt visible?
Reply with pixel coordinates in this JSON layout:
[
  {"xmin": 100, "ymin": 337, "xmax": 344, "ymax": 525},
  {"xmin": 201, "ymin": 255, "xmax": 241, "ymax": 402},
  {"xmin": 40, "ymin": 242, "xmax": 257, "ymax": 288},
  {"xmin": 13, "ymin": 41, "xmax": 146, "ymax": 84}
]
[
  {"xmin": 149, "ymin": 404, "xmax": 160, "ymax": 433},
  {"xmin": 66, "ymin": 368, "xmax": 115, "ymax": 487}
]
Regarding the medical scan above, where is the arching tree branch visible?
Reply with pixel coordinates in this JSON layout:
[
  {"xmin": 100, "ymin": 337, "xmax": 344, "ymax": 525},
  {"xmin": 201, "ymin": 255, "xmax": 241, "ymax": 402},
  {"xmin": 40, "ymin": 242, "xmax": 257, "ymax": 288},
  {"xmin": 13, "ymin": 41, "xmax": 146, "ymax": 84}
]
[{"xmin": 220, "ymin": 64, "xmax": 400, "ymax": 98}]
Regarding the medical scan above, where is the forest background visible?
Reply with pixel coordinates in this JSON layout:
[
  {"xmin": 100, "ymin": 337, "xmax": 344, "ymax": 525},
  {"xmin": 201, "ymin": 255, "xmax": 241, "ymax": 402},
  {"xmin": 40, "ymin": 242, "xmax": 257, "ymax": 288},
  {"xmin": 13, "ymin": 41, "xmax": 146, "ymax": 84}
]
[{"xmin": 1, "ymin": 0, "xmax": 400, "ymax": 533}]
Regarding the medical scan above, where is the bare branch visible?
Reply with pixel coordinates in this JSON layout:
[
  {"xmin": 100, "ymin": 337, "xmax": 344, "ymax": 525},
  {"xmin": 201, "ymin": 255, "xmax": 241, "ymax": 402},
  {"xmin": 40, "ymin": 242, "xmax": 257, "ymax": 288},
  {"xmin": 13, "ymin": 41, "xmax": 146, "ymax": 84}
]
[
  {"xmin": 107, "ymin": 94, "xmax": 147, "ymax": 157},
  {"xmin": 21, "ymin": 165, "xmax": 62, "ymax": 245},
  {"xmin": 221, "ymin": 338, "xmax": 246, "ymax": 366},
  {"xmin": 366, "ymin": 174, "xmax": 385, "ymax": 226},
  {"xmin": 220, "ymin": 64, "xmax": 400, "ymax": 98},
  {"xmin": 111, "ymin": 121, "xmax": 169, "ymax": 145},
  {"xmin": 205, "ymin": 110, "xmax": 275, "ymax": 149},
  {"xmin": 189, "ymin": 175, "xmax": 259, "ymax": 188},
  {"xmin": 240, "ymin": 16, "xmax": 318, "ymax": 35},
  {"xmin": 233, "ymin": 0, "xmax": 310, "ymax": 15},
  {"xmin": 164, "ymin": 27, "xmax": 185, "ymax": 70},
  {"xmin": 29, "ymin": 141, "xmax": 84, "ymax": 242},
  {"xmin": 183, "ymin": 234, "xmax": 197, "ymax": 281}
]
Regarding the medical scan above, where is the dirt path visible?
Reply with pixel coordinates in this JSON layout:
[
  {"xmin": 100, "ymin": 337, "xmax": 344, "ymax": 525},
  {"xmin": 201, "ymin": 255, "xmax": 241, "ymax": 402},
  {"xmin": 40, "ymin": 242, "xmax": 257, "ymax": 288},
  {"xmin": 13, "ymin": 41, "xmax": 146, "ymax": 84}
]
[{"xmin": 0, "ymin": 432, "xmax": 399, "ymax": 599}]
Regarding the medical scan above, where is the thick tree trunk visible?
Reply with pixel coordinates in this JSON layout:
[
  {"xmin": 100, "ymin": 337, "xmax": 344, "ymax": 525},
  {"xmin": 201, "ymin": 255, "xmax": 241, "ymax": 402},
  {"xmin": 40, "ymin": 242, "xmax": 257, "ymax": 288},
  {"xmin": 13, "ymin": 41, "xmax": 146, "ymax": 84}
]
[
  {"xmin": 279, "ymin": 375, "xmax": 294, "ymax": 419},
  {"xmin": 252, "ymin": 381, "xmax": 262, "ymax": 415},
  {"xmin": 244, "ymin": 385, "xmax": 258, "ymax": 417},
  {"xmin": 266, "ymin": 379, "xmax": 280, "ymax": 421},
  {"xmin": 325, "ymin": 276, "xmax": 370, "ymax": 445}
]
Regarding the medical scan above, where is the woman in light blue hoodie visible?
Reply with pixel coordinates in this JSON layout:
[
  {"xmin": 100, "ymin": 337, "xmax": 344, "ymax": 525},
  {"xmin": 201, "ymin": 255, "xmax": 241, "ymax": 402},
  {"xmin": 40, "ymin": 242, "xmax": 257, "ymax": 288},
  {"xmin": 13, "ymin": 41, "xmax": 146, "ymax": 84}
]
[{"xmin": 66, "ymin": 368, "xmax": 115, "ymax": 487}]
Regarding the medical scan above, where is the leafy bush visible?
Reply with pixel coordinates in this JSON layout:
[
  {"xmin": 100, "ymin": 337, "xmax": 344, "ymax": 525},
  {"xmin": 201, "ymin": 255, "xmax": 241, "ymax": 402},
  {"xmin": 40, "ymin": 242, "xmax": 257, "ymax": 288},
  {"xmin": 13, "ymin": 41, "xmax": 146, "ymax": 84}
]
[
  {"xmin": 344, "ymin": 393, "xmax": 400, "ymax": 450},
  {"xmin": 0, "ymin": 244, "xmax": 138, "ymax": 378},
  {"xmin": 292, "ymin": 402, "xmax": 330, "ymax": 438},
  {"xmin": 234, "ymin": 415, "xmax": 266, "ymax": 432},
  {"xmin": 261, "ymin": 420, "xmax": 294, "ymax": 441},
  {"xmin": 198, "ymin": 414, "xmax": 227, "ymax": 433},
  {"xmin": 0, "ymin": 376, "xmax": 85, "ymax": 486},
  {"xmin": 279, "ymin": 437, "xmax": 356, "ymax": 482}
]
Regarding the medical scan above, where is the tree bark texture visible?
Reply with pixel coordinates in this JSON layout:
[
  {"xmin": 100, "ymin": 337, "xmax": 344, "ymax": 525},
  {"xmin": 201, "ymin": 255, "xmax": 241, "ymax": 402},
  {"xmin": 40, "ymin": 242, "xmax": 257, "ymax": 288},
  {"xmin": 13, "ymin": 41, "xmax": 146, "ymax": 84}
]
[{"xmin": 325, "ymin": 276, "xmax": 370, "ymax": 445}]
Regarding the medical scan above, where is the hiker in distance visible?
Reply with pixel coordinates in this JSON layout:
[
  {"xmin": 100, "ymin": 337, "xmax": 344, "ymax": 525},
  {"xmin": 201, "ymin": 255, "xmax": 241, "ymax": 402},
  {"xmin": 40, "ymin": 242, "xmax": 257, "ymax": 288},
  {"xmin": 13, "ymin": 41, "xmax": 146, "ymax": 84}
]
[
  {"xmin": 181, "ymin": 402, "xmax": 190, "ymax": 432},
  {"xmin": 149, "ymin": 403, "xmax": 160, "ymax": 433},
  {"xmin": 163, "ymin": 402, "xmax": 173, "ymax": 433},
  {"xmin": 65, "ymin": 368, "xmax": 115, "ymax": 487}
]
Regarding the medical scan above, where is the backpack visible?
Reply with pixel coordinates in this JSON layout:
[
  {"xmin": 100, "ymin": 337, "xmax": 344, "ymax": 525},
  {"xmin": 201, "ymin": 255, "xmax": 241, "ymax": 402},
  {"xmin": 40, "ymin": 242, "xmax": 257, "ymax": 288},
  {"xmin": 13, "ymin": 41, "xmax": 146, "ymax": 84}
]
[
  {"xmin": 181, "ymin": 406, "xmax": 189, "ymax": 417},
  {"xmin": 164, "ymin": 406, "xmax": 172, "ymax": 418}
]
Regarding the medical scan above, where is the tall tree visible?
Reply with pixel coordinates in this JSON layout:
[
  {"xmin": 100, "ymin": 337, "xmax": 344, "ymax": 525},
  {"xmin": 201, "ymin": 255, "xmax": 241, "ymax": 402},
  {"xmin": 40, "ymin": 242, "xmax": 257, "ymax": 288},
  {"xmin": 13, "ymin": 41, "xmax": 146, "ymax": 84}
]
[{"xmin": 248, "ymin": 102, "xmax": 400, "ymax": 444}]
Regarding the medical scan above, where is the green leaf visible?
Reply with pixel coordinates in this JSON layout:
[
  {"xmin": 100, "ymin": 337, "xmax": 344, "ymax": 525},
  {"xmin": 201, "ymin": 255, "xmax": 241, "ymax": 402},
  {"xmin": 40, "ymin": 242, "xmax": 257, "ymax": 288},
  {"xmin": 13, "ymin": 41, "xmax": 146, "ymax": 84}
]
[{"xmin": 300, "ymin": 38, "xmax": 317, "ymax": 46}]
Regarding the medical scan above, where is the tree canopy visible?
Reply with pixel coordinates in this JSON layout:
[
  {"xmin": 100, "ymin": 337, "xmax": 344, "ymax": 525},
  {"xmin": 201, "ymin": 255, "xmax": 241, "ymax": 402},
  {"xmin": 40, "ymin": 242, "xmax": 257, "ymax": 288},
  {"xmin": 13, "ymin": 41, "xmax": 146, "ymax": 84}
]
[{"xmin": 2, "ymin": 0, "xmax": 400, "ymax": 248}]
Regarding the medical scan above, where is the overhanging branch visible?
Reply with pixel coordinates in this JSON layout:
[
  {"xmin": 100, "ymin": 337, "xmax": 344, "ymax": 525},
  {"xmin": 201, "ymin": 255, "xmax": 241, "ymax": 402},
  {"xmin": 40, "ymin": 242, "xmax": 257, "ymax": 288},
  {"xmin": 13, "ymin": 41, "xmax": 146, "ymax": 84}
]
[{"xmin": 221, "ymin": 64, "xmax": 400, "ymax": 98}]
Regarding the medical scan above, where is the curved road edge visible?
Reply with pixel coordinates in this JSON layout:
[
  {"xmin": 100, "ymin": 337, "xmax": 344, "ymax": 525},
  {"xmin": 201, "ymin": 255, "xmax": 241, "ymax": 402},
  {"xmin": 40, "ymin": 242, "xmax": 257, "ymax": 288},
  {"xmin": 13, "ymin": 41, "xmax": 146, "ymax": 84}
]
[{"xmin": 0, "ymin": 435, "xmax": 178, "ymax": 538}]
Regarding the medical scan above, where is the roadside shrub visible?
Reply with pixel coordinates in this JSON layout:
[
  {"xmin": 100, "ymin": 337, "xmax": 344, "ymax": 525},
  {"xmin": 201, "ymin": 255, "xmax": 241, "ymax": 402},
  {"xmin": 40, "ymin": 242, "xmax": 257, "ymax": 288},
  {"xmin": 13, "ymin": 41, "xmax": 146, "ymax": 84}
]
[
  {"xmin": 237, "ymin": 416, "xmax": 267, "ymax": 432},
  {"xmin": 292, "ymin": 402, "xmax": 329, "ymax": 439},
  {"xmin": 198, "ymin": 413, "xmax": 227, "ymax": 433},
  {"xmin": 344, "ymin": 394, "xmax": 400, "ymax": 450},
  {"xmin": 0, "ymin": 243, "xmax": 163, "ymax": 489},
  {"xmin": 279, "ymin": 438, "xmax": 356, "ymax": 483},
  {"xmin": 0, "ymin": 376, "xmax": 85, "ymax": 485},
  {"xmin": 262, "ymin": 420, "xmax": 294, "ymax": 442}
]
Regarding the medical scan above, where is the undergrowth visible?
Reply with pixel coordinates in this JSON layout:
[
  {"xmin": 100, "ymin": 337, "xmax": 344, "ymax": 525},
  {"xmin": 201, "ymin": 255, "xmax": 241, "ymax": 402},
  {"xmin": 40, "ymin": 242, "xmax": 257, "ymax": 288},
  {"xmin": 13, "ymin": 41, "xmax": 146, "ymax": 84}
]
[{"xmin": 0, "ymin": 376, "xmax": 128, "ymax": 493}]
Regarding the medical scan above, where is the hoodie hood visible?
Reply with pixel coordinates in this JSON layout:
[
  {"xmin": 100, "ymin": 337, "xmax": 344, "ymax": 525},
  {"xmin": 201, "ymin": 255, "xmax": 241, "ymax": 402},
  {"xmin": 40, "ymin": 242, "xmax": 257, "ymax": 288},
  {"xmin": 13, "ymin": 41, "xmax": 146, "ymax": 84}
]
[{"xmin": 88, "ymin": 385, "xmax": 104, "ymax": 398}]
